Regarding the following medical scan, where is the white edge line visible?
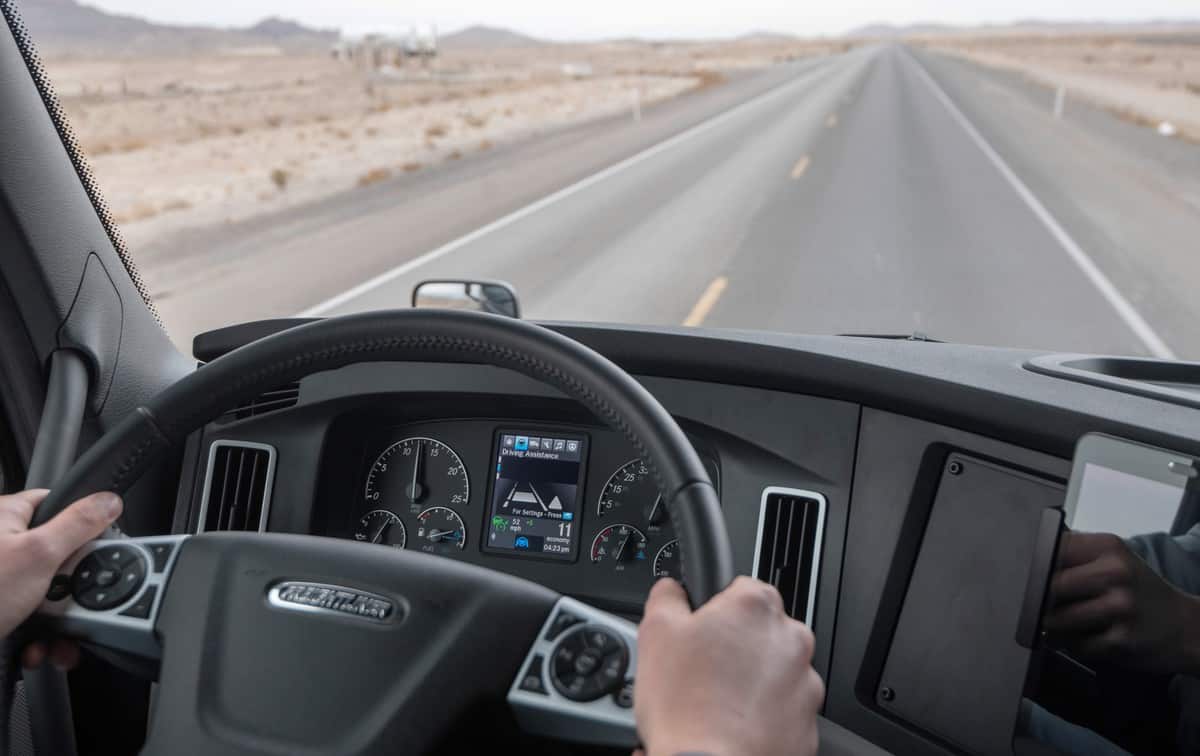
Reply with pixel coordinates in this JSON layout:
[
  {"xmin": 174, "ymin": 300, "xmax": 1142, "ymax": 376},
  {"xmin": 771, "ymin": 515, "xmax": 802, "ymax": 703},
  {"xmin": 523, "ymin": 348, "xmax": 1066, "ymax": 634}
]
[
  {"xmin": 298, "ymin": 57, "xmax": 840, "ymax": 317},
  {"xmin": 906, "ymin": 50, "xmax": 1175, "ymax": 360}
]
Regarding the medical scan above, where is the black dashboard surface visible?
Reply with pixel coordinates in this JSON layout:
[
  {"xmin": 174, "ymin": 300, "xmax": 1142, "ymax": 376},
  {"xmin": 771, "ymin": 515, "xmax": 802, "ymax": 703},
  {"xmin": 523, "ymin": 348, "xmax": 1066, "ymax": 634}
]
[{"xmin": 171, "ymin": 320, "xmax": 1200, "ymax": 756}]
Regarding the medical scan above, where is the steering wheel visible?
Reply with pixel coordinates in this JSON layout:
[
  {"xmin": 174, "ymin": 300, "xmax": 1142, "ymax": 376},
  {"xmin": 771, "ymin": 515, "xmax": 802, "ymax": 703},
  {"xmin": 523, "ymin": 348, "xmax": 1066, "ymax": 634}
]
[{"xmin": 27, "ymin": 310, "xmax": 734, "ymax": 755}]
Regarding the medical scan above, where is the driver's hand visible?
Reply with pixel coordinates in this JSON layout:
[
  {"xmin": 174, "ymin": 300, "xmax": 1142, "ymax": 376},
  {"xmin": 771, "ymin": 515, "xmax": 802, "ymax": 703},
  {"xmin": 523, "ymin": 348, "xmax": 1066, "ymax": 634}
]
[
  {"xmin": 1046, "ymin": 531, "xmax": 1200, "ymax": 676},
  {"xmin": 635, "ymin": 576, "xmax": 824, "ymax": 756},
  {"xmin": 0, "ymin": 489, "xmax": 122, "ymax": 667}
]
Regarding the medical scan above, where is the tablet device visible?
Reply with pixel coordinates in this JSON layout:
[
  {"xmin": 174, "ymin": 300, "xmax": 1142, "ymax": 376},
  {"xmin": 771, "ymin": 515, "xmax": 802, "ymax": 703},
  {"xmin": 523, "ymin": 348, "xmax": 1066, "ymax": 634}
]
[{"xmin": 1065, "ymin": 433, "xmax": 1199, "ymax": 538}]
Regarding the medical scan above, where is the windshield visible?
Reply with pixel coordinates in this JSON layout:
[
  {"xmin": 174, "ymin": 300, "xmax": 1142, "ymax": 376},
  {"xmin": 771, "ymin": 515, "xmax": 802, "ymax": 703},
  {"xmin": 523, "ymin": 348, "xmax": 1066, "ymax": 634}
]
[{"xmin": 17, "ymin": 0, "xmax": 1200, "ymax": 358}]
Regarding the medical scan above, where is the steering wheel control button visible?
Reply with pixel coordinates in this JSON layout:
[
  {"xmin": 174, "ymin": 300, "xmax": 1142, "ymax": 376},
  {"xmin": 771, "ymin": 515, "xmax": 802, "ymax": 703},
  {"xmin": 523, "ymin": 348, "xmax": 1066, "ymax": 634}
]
[
  {"xmin": 550, "ymin": 625, "xmax": 630, "ymax": 702},
  {"xmin": 585, "ymin": 628, "xmax": 623, "ymax": 656},
  {"xmin": 148, "ymin": 543, "xmax": 175, "ymax": 572},
  {"xmin": 45, "ymin": 574, "xmax": 71, "ymax": 602},
  {"xmin": 519, "ymin": 655, "xmax": 548, "ymax": 695},
  {"xmin": 95, "ymin": 568, "xmax": 119, "ymax": 588},
  {"xmin": 98, "ymin": 545, "xmax": 139, "ymax": 568},
  {"xmin": 70, "ymin": 553, "xmax": 103, "ymax": 596},
  {"xmin": 72, "ymin": 547, "xmax": 147, "ymax": 611},
  {"xmin": 119, "ymin": 586, "xmax": 158, "ymax": 620},
  {"xmin": 614, "ymin": 679, "xmax": 635, "ymax": 709},
  {"xmin": 545, "ymin": 611, "xmax": 583, "ymax": 641},
  {"xmin": 573, "ymin": 649, "xmax": 601, "ymax": 676}
]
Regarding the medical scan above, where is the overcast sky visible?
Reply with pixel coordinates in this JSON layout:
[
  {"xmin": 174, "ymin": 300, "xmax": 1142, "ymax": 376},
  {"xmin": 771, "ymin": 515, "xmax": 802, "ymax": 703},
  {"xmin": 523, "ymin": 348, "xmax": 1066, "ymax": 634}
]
[{"xmin": 80, "ymin": 0, "xmax": 1200, "ymax": 39}]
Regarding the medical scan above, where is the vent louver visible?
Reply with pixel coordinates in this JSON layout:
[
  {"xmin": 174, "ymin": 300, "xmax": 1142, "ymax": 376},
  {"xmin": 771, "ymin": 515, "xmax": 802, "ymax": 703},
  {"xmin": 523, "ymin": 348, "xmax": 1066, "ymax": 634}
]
[
  {"xmin": 219, "ymin": 382, "xmax": 300, "ymax": 422},
  {"xmin": 198, "ymin": 441, "xmax": 276, "ymax": 532},
  {"xmin": 752, "ymin": 488, "xmax": 827, "ymax": 626}
]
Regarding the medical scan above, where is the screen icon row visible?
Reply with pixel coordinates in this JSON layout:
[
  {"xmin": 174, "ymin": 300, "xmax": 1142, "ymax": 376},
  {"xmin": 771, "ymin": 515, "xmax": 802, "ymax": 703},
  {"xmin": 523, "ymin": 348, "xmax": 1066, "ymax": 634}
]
[{"xmin": 502, "ymin": 435, "xmax": 579, "ymax": 454}]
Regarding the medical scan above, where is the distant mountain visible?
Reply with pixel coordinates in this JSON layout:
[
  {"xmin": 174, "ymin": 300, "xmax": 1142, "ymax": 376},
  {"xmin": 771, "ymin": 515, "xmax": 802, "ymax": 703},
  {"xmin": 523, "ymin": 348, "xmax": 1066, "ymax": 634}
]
[
  {"xmin": 440, "ymin": 25, "xmax": 544, "ymax": 50},
  {"xmin": 736, "ymin": 31, "xmax": 799, "ymax": 43},
  {"xmin": 843, "ymin": 23, "xmax": 955, "ymax": 38},
  {"xmin": 844, "ymin": 18, "xmax": 1200, "ymax": 38},
  {"xmin": 13, "ymin": 0, "xmax": 337, "ymax": 55}
]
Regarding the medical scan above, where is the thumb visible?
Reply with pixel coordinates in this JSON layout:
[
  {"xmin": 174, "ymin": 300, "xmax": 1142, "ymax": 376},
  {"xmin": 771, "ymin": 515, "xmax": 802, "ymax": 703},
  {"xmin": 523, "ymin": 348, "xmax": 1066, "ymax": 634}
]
[
  {"xmin": 30, "ymin": 492, "xmax": 122, "ymax": 566},
  {"xmin": 644, "ymin": 577, "xmax": 690, "ymax": 621}
]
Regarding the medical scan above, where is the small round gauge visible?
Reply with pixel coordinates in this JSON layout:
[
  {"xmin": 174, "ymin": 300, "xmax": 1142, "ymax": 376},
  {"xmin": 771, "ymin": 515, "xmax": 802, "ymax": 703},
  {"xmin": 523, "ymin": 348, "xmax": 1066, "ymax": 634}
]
[
  {"xmin": 354, "ymin": 509, "xmax": 407, "ymax": 548},
  {"xmin": 365, "ymin": 437, "xmax": 469, "ymax": 516},
  {"xmin": 597, "ymin": 459, "xmax": 665, "ymax": 525},
  {"xmin": 415, "ymin": 506, "xmax": 467, "ymax": 551},
  {"xmin": 652, "ymin": 539, "xmax": 681, "ymax": 581},
  {"xmin": 590, "ymin": 523, "xmax": 648, "ymax": 570}
]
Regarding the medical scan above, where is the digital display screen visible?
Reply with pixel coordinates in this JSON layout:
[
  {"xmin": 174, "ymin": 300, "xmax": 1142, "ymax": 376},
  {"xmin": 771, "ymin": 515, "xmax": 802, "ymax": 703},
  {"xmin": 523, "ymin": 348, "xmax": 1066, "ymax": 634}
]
[{"xmin": 483, "ymin": 431, "xmax": 587, "ymax": 561}]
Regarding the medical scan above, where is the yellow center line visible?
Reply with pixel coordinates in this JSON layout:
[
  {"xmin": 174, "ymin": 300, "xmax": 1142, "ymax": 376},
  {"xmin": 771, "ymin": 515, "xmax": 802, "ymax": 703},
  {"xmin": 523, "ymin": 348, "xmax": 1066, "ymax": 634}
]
[
  {"xmin": 682, "ymin": 275, "xmax": 728, "ymax": 327},
  {"xmin": 790, "ymin": 155, "xmax": 810, "ymax": 180},
  {"xmin": 826, "ymin": 113, "xmax": 838, "ymax": 128}
]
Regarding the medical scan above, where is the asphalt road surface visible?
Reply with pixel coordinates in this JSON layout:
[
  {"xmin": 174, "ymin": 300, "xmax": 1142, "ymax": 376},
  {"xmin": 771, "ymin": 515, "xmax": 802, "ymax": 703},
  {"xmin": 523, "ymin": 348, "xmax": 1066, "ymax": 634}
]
[{"xmin": 142, "ymin": 44, "xmax": 1200, "ymax": 359}]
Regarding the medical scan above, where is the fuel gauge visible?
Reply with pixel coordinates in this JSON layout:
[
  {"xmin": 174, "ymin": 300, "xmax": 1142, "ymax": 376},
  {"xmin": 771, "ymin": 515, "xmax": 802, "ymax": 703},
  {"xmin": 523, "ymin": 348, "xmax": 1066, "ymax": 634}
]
[{"xmin": 416, "ymin": 506, "xmax": 467, "ymax": 553}]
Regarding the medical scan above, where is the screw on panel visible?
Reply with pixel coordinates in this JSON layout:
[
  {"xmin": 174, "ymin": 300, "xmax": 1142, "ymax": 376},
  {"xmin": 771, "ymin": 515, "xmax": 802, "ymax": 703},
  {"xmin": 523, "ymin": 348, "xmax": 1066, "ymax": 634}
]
[
  {"xmin": 880, "ymin": 686, "xmax": 895, "ymax": 702},
  {"xmin": 947, "ymin": 460, "xmax": 963, "ymax": 476}
]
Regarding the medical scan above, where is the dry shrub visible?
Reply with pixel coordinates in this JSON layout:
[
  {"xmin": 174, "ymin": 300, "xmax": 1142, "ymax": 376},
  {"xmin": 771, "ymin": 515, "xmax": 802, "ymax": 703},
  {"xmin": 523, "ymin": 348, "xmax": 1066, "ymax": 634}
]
[
  {"xmin": 265, "ymin": 114, "xmax": 284, "ymax": 128},
  {"xmin": 401, "ymin": 162, "xmax": 423, "ymax": 172},
  {"xmin": 425, "ymin": 123, "xmax": 448, "ymax": 139},
  {"xmin": 478, "ymin": 139, "xmax": 494, "ymax": 151},
  {"xmin": 357, "ymin": 167, "xmax": 391, "ymax": 187},
  {"xmin": 162, "ymin": 198, "xmax": 192, "ymax": 212},
  {"xmin": 448, "ymin": 150, "xmax": 462, "ymax": 160},
  {"xmin": 113, "ymin": 202, "xmax": 158, "ymax": 223},
  {"xmin": 463, "ymin": 113, "xmax": 488, "ymax": 128},
  {"xmin": 270, "ymin": 168, "xmax": 290, "ymax": 190}
]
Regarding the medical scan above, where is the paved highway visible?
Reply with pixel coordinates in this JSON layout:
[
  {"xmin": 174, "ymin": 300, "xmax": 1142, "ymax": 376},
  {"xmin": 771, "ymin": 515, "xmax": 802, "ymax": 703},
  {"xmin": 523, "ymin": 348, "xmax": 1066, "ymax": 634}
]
[{"xmin": 143, "ymin": 45, "xmax": 1200, "ymax": 359}]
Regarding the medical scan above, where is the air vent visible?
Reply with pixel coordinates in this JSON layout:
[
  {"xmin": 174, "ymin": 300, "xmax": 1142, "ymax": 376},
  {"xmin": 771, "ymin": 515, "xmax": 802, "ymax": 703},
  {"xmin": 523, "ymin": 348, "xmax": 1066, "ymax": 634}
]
[
  {"xmin": 752, "ymin": 487, "xmax": 827, "ymax": 626},
  {"xmin": 219, "ymin": 382, "xmax": 300, "ymax": 422},
  {"xmin": 198, "ymin": 441, "xmax": 276, "ymax": 532}
]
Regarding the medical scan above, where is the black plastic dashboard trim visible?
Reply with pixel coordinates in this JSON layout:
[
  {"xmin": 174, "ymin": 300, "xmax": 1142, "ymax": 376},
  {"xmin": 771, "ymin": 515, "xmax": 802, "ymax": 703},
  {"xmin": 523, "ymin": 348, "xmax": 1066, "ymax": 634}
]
[{"xmin": 193, "ymin": 318, "xmax": 1200, "ymax": 462}]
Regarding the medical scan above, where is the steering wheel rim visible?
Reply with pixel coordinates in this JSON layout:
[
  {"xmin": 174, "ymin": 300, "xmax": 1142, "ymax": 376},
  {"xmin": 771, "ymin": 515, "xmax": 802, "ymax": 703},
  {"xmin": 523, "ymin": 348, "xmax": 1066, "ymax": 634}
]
[{"xmin": 34, "ymin": 309, "xmax": 734, "ymax": 605}]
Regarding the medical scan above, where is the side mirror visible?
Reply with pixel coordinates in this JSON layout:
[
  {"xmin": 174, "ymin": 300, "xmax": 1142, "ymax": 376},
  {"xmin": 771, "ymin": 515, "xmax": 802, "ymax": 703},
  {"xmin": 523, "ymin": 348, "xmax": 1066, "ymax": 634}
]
[{"xmin": 412, "ymin": 279, "xmax": 521, "ymax": 319}]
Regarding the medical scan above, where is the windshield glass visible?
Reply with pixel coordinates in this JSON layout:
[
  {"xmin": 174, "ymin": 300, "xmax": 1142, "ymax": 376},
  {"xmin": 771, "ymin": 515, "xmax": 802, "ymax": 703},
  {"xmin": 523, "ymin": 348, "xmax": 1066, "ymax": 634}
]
[{"xmin": 18, "ymin": 0, "xmax": 1200, "ymax": 358}]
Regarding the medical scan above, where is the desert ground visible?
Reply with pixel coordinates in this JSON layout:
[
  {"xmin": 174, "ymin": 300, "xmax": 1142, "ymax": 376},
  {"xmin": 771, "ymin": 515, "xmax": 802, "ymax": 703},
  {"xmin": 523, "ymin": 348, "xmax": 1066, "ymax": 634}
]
[
  {"xmin": 922, "ymin": 31, "xmax": 1200, "ymax": 141},
  {"xmin": 41, "ymin": 38, "xmax": 849, "ymax": 251}
]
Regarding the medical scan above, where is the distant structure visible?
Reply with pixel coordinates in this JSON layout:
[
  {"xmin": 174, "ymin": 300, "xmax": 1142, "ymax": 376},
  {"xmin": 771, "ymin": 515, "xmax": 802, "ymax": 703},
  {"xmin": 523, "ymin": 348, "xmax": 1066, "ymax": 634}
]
[{"xmin": 331, "ymin": 23, "xmax": 437, "ymax": 69}]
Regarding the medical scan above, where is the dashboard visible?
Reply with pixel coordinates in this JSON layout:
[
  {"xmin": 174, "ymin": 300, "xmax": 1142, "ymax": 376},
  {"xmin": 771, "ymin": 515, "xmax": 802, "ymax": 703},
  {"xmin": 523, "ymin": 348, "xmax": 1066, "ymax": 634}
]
[{"xmin": 166, "ymin": 321, "xmax": 1200, "ymax": 756}]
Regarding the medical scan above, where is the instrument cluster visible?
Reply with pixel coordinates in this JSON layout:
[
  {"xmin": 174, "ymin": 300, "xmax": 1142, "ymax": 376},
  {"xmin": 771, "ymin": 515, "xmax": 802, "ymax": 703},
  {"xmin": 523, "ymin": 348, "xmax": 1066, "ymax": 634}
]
[{"xmin": 338, "ymin": 421, "xmax": 719, "ymax": 600}]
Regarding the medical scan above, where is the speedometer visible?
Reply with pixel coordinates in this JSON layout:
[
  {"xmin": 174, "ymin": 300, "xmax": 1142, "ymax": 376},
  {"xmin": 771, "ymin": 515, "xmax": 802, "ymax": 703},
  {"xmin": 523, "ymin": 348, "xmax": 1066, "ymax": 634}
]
[{"xmin": 365, "ymin": 437, "xmax": 469, "ymax": 516}]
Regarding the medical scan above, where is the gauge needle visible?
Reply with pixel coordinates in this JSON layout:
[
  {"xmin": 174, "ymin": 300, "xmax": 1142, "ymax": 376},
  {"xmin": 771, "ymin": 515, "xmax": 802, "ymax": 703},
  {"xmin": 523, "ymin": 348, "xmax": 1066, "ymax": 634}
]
[
  {"xmin": 371, "ymin": 520, "xmax": 390, "ymax": 544},
  {"xmin": 427, "ymin": 529, "xmax": 461, "ymax": 542},
  {"xmin": 613, "ymin": 531, "xmax": 632, "ymax": 562},
  {"xmin": 646, "ymin": 497, "xmax": 663, "ymax": 525},
  {"xmin": 409, "ymin": 441, "xmax": 424, "ymax": 501}
]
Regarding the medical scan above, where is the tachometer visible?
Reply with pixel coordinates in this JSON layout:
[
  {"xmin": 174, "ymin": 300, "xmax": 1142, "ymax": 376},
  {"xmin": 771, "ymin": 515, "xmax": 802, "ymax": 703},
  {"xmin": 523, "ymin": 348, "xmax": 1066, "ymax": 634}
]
[
  {"xmin": 365, "ymin": 437, "xmax": 469, "ymax": 516},
  {"xmin": 354, "ymin": 509, "xmax": 407, "ymax": 548},
  {"xmin": 416, "ymin": 506, "xmax": 467, "ymax": 552},
  {"xmin": 589, "ymin": 523, "xmax": 648, "ymax": 571}
]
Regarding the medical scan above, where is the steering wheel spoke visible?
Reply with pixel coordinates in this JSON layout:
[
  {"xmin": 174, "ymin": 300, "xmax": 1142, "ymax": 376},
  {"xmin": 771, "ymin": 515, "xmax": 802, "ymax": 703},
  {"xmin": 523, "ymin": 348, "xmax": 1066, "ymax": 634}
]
[
  {"xmin": 509, "ymin": 596, "xmax": 640, "ymax": 748},
  {"xmin": 35, "ymin": 535, "xmax": 187, "ymax": 661}
]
